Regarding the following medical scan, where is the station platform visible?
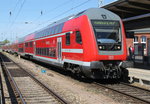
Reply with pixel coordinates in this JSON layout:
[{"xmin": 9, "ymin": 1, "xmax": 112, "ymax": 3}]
[{"xmin": 128, "ymin": 64, "xmax": 150, "ymax": 86}]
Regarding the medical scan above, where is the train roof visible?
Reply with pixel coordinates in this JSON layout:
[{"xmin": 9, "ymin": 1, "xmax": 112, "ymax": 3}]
[
  {"xmin": 18, "ymin": 8, "xmax": 121, "ymax": 43},
  {"xmin": 40, "ymin": 8, "xmax": 120, "ymax": 29}
]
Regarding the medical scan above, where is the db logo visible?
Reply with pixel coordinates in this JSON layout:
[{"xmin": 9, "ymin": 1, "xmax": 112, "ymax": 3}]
[{"xmin": 108, "ymin": 56, "xmax": 114, "ymax": 60}]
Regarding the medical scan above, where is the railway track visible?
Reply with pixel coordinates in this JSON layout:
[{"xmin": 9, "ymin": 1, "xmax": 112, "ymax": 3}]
[
  {"xmin": 94, "ymin": 82, "xmax": 150, "ymax": 104},
  {"xmin": 0, "ymin": 53, "xmax": 68, "ymax": 104}
]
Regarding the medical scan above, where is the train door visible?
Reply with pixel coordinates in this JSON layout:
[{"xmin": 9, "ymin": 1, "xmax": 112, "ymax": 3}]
[{"xmin": 57, "ymin": 37, "xmax": 62, "ymax": 63}]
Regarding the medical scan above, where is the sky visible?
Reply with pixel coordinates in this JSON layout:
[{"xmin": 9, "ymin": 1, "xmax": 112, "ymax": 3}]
[{"xmin": 0, "ymin": 0, "xmax": 117, "ymax": 42}]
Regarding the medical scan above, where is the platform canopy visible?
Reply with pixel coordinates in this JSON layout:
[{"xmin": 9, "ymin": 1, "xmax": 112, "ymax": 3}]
[{"xmin": 102, "ymin": 0, "xmax": 150, "ymax": 30}]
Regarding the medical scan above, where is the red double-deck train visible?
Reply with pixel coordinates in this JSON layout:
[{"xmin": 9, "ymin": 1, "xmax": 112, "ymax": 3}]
[{"xmin": 2, "ymin": 8, "xmax": 132, "ymax": 79}]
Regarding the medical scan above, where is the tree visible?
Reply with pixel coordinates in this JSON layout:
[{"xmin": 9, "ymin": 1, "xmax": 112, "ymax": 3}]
[{"xmin": 2, "ymin": 39, "xmax": 10, "ymax": 44}]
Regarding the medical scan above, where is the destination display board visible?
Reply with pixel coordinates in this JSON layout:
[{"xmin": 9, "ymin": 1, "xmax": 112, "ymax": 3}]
[{"xmin": 91, "ymin": 20, "xmax": 119, "ymax": 27}]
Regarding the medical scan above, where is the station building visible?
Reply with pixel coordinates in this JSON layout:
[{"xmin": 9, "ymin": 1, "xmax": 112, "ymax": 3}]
[
  {"xmin": 128, "ymin": 28, "xmax": 150, "ymax": 56},
  {"xmin": 103, "ymin": 0, "xmax": 150, "ymax": 62}
]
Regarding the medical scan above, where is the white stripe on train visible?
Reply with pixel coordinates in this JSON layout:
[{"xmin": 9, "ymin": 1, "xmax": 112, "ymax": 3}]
[
  {"xmin": 62, "ymin": 49, "xmax": 83, "ymax": 53},
  {"xmin": 33, "ymin": 55, "xmax": 90, "ymax": 66}
]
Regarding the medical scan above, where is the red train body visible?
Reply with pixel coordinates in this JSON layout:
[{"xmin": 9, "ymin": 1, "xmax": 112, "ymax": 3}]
[{"xmin": 2, "ymin": 8, "xmax": 131, "ymax": 79}]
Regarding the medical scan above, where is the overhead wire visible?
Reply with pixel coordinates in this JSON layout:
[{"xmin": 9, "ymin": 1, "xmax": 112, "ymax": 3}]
[
  {"xmin": 8, "ymin": 0, "xmax": 22, "ymax": 24},
  {"xmin": 25, "ymin": 0, "xmax": 92, "ymax": 35},
  {"xmin": 45, "ymin": 0, "xmax": 92, "ymax": 23},
  {"xmin": 6, "ymin": 0, "xmax": 24, "ymax": 42},
  {"xmin": 12, "ymin": 0, "xmax": 22, "ymax": 15},
  {"xmin": 9, "ymin": 0, "xmax": 27, "ymax": 31},
  {"xmin": 8, "ymin": 0, "xmax": 23, "ymax": 28},
  {"xmin": 32, "ymin": 0, "xmax": 73, "ymax": 24}
]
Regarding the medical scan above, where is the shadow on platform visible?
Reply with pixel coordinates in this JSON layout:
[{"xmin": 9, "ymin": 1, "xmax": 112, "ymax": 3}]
[
  {"xmin": 127, "ymin": 56, "xmax": 150, "ymax": 70},
  {"xmin": 133, "ymin": 62, "xmax": 150, "ymax": 70}
]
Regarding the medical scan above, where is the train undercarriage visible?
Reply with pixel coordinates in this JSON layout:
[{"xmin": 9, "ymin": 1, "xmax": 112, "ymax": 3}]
[
  {"xmin": 4, "ymin": 50, "xmax": 131, "ymax": 80},
  {"xmin": 64, "ymin": 60, "xmax": 132, "ymax": 80}
]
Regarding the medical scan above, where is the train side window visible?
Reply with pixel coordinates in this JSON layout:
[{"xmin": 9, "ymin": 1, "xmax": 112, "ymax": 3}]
[
  {"xmin": 36, "ymin": 48, "xmax": 38, "ymax": 55},
  {"xmin": 40, "ymin": 48, "xmax": 42, "ymax": 55},
  {"xmin": 45, "ymin": 48, "xmax": 47, "ymax": 56},
  {"xmin": 30, "ymin": 42, "xmax": 33, "ymax": 47},
  {"xmin": 51, "ymin": 27, "xmax": 55, "ymax": 35},
  {"xmin": 44, "ymin": 48, "xmax": 46, "ymax": 56},
  {"xmin": 38, "ymin": 48, "xmax": 40, "ymax": 55},
  {"xmin": 42, "ymin": 48, "xmax": 44, "ymax": 55},
  {"xmin": 57, "ymin": 25, "xmax": 61, "ymax": 33},
  {"xmin": 25, "ymin": 43, "xmax": 28, "ymax": 47},
  {"xmin": 45, "ymin": 48, "xmax": 48, "ymax": 56},
  {"xmin": 47, "ymin": 48, "xmax": 49, "ymax": 56},
  {"xmin": 36, "ymin": 48, "xmax": 37, "ymax": 54},
  {"xmin": 40, "ymin": 48, "xmax": 41, "ymax": 55},
  {"xmin": 66, "ymin": 33, "xmax": 70, "ymax": 45},
  {"xmin": 50, "ymin": 28, "xmax": 53, "ymax": 35},
  {"xmin": 42, "ymin": 48, "xmax": 44, "ymax": 56},
  {"xmin": 55, "ymin": 25, "xmax": 59, "ymax": 34},
  {"xmin": 76, "ymin": 31, "xmax": 82, "ymax": 44},
  {"xmin": 43, "ymin": 48, "xmax": 45, "ymax": 55}
]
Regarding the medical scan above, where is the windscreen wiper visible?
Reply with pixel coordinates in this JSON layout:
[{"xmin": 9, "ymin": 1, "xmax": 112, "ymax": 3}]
[{"xmin": 110, "ymin": 38, "xmax": 119, "ymax": 50}]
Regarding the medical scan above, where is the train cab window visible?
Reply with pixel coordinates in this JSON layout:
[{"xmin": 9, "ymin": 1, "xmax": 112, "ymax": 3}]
[
  {"xmin": 76, "ymin": 31, "xmax": 82, "ymax": 44},
  {"xmin": 66, "ymin": 33, "xmax": 70, "ymax": 45}
]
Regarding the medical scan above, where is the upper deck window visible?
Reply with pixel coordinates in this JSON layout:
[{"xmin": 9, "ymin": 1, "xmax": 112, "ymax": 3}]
[{"xmin": 66, "ymin": 33, "xmax": 70, "ymax": 45}]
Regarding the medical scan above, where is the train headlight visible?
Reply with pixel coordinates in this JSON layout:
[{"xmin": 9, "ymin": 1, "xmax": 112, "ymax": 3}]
[
  {"xmin": 115, "ymin": 45, "xmax": 121, "ymax": 50},
  {"xmin": 99, "ymin": 45, "xmax": 105, "ymax": 50},
  {"xmin": 117, "ymin": 46, "xmax": 121, "ymax": 49},
  {"xmin": 99, "ymin": 46, "xmax": 103, "ymax": 50}
]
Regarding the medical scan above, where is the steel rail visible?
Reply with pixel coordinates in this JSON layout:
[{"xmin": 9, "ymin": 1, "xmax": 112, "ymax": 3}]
[
  {"xmin": 0, "ymin": 73, "xmax": 5, "ymax": 104},
  {"xmin": 1, "ymin": 53, "xmax": 68, "ymax": 104},
  {"xmin": 0, "ymin": 56, "xmax": 26, "ymax": 104},
  {"xmin": 18, "ymin": 66, "xmax": 68, "ymax": 104},
  {"xmin": 120, "ymin": 82, "xmax": 150, "ymax": 92},
  {"xmin": 94, "ymin": 82, "xmax": 150, "ymax": 104}
]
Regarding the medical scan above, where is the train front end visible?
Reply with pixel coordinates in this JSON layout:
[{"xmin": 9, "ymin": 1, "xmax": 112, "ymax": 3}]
[{"xmin": 80, "ymin": 8, "xmax": 133, "ymax": 79}]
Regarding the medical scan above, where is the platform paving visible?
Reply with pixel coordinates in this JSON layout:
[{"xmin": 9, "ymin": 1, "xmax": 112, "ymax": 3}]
[{"xmin": 127, "ymin": 64, "xmax": 150, "ymax": 86}]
